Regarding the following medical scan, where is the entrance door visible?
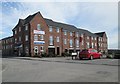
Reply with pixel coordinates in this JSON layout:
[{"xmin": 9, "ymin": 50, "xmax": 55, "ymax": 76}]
[
  {"xmin": 48, "ymin": 48, "xmax": 55, "ymax": 55},
  {"xmin": 57, "ymin": 47, "xmax": 60, "ymax": 55},
  {"xmin": 34, "ymin": 46, "xmax": 38, "ymax": 55}
]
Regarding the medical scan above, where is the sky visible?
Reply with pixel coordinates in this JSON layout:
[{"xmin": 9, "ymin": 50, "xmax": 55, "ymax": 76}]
[{"xmin": 0, "ymin": 0, "xmax": 118, "ymax": 49}]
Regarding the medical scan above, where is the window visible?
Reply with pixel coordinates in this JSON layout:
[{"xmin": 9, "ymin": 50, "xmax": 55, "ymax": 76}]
[
  {"xmin": 70, "ymin": 32, "xmax": 72, "ymax": 36},
  {"xmin": 81, "ymin": 34, "xmax": 83, "ymax": 37},
  {"xmin": 56, "ymin": 36, "xmax": 59, "ymax": 42},
  {"xmin": 34, "ymin": 35, "xmax": 38, "ymax": 41},
  {"xmin": 94, "ymin": 37, "xmax": 96, "ymax": 40},
  {"xmin": 40, "ymin": 35, "xmax": 44, "ymax": 40},
  {"xmin": 95, "ymin": 43, "xmax": 97, "ymax": 46},
  {"xmin": 99, "ymin": 38, "xmax": 101, "ymax": 41},
  {"xmin": 87, "ymin": 36, "xmax": 89, "ymax": 39},
  {"xmin": 25, "ymin": 35, "xmax": 28, "ymax": 41},
  {"xmin": 40, "ymin": 46, "xmax": 44, "ymax": 50},
  {"xmin": 70, "ymin": 39, "xmax": 73, "ymax": 47},
  {"xmin": 49, "ymin": 36, "xmax": 53, "ymax": 45},
  {"xmin": 64, "ymin": 30, "xmax": 67, "ymax": 35},
  {"xmin": 76, "ymin": 39, "xmax": 79, "ymax": 47},
  {"xmin": 64, "ymin": 39, "xmax": 67, "ymax": 44},
  {"xmin": 49, "ymin": 26, "xmax": 52, "ymax": 32},
  {"xmin": 15, "ymin": 29, "xmax": 17, "ymax": 34},
  {"xmin": 25, "ymin": 25, "xmax": 28, "ymax": 30},
  {"xmin": 92, "ymin": 43, "xmax": 94, "ymax": 48},
  {"xmin": 76, "ymin": 32, "xmax": 79, "ymax": 37},
  {"xmin": 19, "ymin": 36, "xmax": 21, "ymax": 41},
  {"xmin": 19, "ymin": 27, "xmax": 21, "ymax": 32},
  {"xmin": 37, "ymin": 24, "xmax": 41, "ymax": 30},
  {"xmin": 87, "ymin": 42, "xmax": 89, "ymax": 48},
  {"xmin": 56, "ymin": 27, "xmax": 59, "ymax": 33},
  {"xmin": 15, "ymin": 38, "xmax": 17, "ymax": 43},
  {"xmin": 91, "ymin": 37, "xmax": 93, "ymax": 40}
]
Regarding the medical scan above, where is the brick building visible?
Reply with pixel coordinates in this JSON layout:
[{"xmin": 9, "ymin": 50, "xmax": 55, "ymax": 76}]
[
  {"xmin": 1, "ymin": 36, "xmax": 14, "ymax": 56},
  {"xmin": 1, "ymin": 11, "xmax": 108, "ymax": 57}
]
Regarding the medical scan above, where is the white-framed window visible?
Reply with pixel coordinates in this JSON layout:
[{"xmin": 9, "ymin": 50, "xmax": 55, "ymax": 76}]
[
  {"xmin": 34, "ymin": 46, "xmax": 38, "ymax": 53},
  {"xmin": 70, "ymin": 32, "xmax": 72, "ymax": 36},
  {"xmin": 94, "ymin": 37, "xmax": 96, "ymax": 40},
  {"xmin": 19, "ymin": 27, "xmax": 21, "ymax": 32},
  {"xmin": 91, "ymin": 37, "xmax": 93, "ymax": 40},
  {"xmin": 81, "ymin": 34, "xmax": 83, "ymax": 37},
  {"xmin": 70, "ymin": 39, "xmax": 73, "ymax": 47},
  {"xmin": 92, "ymin": 43, "xmax": 94, "ymax": 48},
  {"xmin": 76, "ymin": 39, "xmax": 79, "ymax": 47},
  {"xmin": 37, "ymin": 24, "xmax": 41, "ymax": 30},
  {"xmin": 34, "ymin": 35, "xmax": 38, "ymax": 41},
  {"xmin": 64, "ymin": 30, "xmax": 67, "ymax": 35},
  {"xmin": 87, "ymin": 42, "xmax": 89, "ymax": 48},
  {"xmin": 19, "ymin": 36, "xmax": 21, "ymax": 41},
  {"xmin": 40, "ymin": 35, "xmax": 44, "ymax": 40},
  {"xmin": 99, "ymin": 37, "xmax": 101, "ymax": 41},
  {"xmin": 25, "ymin": 35, "xmax": 28, "ymax": 41},
  {"xmin": 49, "ymin": 36, "xmax": 53, "ymax": 45},
  {"xmin": 76, "ymin": 32, "xmax": 79, "ymax": 37},
  {"xmin": 25, "ymin": 25, "xmax": 28, "ymax": 30},
  {"xmin": 95, "ymin": 43, "xmax": 97, "ymax": 46},
  {"xmin": 56, "ymin": 36, "xmax": 59, "ymax": 42},
  {"xmin": 49, "ymin": 26, "xmax": 52, "ymax": 32},
  {"xmin": 87, "ymin": 36, "xmax": 89, "ymax": 39},
  {"xmin": 64, "ymin": 39, "xmax": 67, "ymax": 44},
  {"xmin": 15, "ymin": 29, "xmax": 17, "ymax": 34},
  {"xmin": 56, "ymin": 27, "xmax": 59, "ymax": 33}
]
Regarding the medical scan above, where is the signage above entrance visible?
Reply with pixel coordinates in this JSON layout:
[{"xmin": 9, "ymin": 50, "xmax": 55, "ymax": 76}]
[
  {"xmin": 34, "ymin": 41, "xmax": 45, "ymax": 44},
  {"xmin": 34, "ymin": 30, "xmax": 45, "ymax": 34}
]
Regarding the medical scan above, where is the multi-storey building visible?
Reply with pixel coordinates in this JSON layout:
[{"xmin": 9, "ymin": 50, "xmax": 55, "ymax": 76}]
[
  {"xmin": 1, "ymin": 36, "xmax": 14, "ymax": 56},
  {"xmin": 1, "ymin": 11, "xmax": 108, "ymax": 57},
  {"xmin": 95, "ymin": 32, "xmax": 108, "ymax": 53}
]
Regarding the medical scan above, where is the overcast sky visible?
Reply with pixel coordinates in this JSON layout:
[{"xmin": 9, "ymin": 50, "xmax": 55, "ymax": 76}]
[{"xmin": 0, "ymin": 0, "xmax": 118, "ymax": 49}]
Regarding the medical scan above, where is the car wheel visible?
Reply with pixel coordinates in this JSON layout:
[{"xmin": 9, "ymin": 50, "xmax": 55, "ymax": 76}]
[{"xmin": 90, "ymin": 56, "xmax": 93, "ymax": 60}]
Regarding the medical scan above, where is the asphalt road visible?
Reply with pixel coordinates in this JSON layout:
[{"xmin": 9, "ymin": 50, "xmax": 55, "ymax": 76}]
[{"xmin": 2, "ymin": 57, "xmax": 119, "ymax": 82}]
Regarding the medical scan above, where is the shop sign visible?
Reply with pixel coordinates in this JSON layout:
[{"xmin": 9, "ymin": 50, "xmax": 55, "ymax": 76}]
[
  {"xmin": 34, "ymin": 41, "xmax": 45, "ymax": 44},
  {"xmin": 34, "ymin": 30, "xmax": 45, "ymax": 34}
]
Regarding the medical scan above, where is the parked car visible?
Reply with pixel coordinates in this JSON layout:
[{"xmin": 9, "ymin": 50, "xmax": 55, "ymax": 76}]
[{"xmin": 79, "ymin": 49, "xmax": 102, "ymax": 60}]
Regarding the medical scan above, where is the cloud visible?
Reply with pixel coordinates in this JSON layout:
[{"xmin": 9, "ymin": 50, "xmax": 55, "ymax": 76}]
[{"xmin": 1, "ymin": 2, "xmax": 118, "ymax": 49}]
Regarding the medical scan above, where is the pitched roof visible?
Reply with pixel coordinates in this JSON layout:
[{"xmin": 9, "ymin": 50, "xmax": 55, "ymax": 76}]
[
  {"xmin": 94, "ymin": 32, "xmax": 105, "ymax": 37},
  {"xmin": 44, "ymin": 18, "xmax": 78, "ymax": 32},
  {"xmin": 12, "ymin": 11, "xmax": 104, "ymax": 38},
  {"xmin": 13, "ymin": 12, "xmax": 39, "ymax": 30},
  {"xmin": 24, "ymin": 12, "xmax": 38, "ymax": 24},
  {"xmin": 1, "ymin": 36, "xmax": 13, "ymax": 40},
  {"xmin": 78, "ymin": 29, "xmax": 98, "ymax": 37}
]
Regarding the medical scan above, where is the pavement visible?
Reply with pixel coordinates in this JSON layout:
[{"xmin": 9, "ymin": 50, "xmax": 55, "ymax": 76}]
[{"xmin": 10, "ymin": 56, "xmax": 119, "ymax": 66}]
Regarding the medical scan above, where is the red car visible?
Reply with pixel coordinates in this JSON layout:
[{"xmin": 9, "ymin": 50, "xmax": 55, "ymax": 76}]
[{"xmin": 79, "ymin": 49, "xmax": 102, "ymax": 60}]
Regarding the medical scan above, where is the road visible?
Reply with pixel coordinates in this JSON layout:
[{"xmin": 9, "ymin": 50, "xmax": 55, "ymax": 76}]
[{"xmin": 2, "ymin": 57, "xmax": 119, "ymax": 82}]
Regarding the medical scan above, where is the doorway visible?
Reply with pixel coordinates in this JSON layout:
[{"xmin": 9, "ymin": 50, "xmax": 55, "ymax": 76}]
[
  {"xmin": 57, "ymin": 47, "xmax": 60, "ymax": 55},
  {"xmin": 48, "ymin": 48, "xmax": 55, "ymax": 55}
]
